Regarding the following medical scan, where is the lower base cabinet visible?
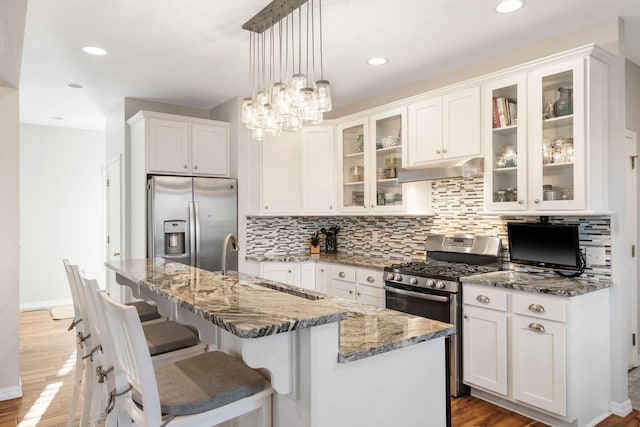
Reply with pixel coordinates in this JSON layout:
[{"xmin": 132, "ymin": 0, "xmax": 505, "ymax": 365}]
[
  {"xmin": 328, "ymin": 264, "xmax": 384, "ymax": 308},
  {"xmin": 462, "ymin": 283, "xmax": 609, "ymax": 426}
]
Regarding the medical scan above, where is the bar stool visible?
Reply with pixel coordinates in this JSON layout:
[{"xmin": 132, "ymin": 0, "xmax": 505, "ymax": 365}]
[{"xmin": 97, "ymin": 289, "xmax": 273, "ymax": 427}]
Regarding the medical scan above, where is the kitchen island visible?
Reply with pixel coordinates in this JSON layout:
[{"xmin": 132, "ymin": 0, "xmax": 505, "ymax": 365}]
[{"xmin": 107, "ymin": 258, "xmax": 454, "ymax": 427}]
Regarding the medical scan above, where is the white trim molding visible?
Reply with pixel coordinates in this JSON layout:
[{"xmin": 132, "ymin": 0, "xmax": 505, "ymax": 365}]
[
  {"xmin": 0, "ymin": 384, "xmax": 23, "ymax": 401},
  {"xmin": 609, "ymin": 399, "xmax": 633, "ymax": 417},
  {"xmin": 19, "ymin": 298, "xmax": 72, "ymax": 311}
]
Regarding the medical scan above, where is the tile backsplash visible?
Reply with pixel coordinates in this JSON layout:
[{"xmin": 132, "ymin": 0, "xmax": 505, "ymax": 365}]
[{"xmin": 246, "ymin": 177, "xmax": 611, "ymax": 282}]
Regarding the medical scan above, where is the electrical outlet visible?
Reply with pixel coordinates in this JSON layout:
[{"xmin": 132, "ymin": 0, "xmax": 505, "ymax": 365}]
[
  {"xmin": 372, "ymin": 231, "xmax": 379, "ymax": 242},
  {"xmin": 585, "ymin": 247, "xmax": 606, "ymax": 267}
]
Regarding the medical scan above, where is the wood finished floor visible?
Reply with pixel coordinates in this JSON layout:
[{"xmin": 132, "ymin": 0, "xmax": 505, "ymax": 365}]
[{"xmin": 1, "ymin": 310, "xmax": 639, "ymax": 427}]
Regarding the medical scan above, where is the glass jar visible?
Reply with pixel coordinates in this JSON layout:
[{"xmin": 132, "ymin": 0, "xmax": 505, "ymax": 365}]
[
  {"xmin": 552, "ymin": 140, "xmax": 565, "ymax": 163},
  {"xmin": 503, "ymin": 145, "xmax": 517, "ymax": 167},
  {"xmin": 542, "ymin": 139, "xmax": 553, "ymax": 164},
  {"xmin": 564, "ymin": 140, "xmax": 574, "ymax": 162},
  {"xmin": 554, "ymin": 87, "xmax": 573, "ymax": 117}
]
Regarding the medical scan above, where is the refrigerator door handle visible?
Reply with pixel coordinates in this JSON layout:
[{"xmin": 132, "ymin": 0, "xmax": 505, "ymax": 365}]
[
  {"xmin": 194, "ymin": 201, "xmax": 201, "ymax": 268},
  {"xmin": 188, "ymin": 201, "xmax": 196, "ymax": 266}
]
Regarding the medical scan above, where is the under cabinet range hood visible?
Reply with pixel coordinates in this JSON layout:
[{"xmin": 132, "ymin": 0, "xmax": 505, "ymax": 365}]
[{"xmin": 396, "ymin": 157, "xmax": 484, "ymax": 183}]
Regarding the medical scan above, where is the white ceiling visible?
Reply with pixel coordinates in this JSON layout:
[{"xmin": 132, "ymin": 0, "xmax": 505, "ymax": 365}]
[{"xmin": 18, "ymin": 0, "xmax": 640, "ymax": 131}]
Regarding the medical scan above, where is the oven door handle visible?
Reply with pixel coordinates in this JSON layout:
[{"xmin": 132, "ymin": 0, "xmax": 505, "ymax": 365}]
[{"xmin": 384, "ymin": 285, "xmax": 450, "ymax": 303}]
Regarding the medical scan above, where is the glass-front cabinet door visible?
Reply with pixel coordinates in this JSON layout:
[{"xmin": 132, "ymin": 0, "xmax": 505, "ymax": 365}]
[
  {"xmin": 369, "ymin": 107, "xmax": 407, "ymax": 212},
  {"xmin": 484, "ymin": 75, "xmax": 527, "ymax": 211},
  {"xmin": 338, "ymin": 118, "xmax": 369, "ymax": 213},
  {"xmin": 529, "ymin": 58, "xmax": 584, "ymax": 210}
]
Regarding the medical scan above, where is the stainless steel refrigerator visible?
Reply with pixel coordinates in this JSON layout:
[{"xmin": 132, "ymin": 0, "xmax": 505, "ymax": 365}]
[{"xmin": 147, "ymin": 176, "xmax": 237, "ymax": 272}]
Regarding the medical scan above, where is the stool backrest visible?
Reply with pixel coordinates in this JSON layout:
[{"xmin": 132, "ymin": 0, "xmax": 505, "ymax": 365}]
[
  {"xmin": 97, "ymin": 290, "xmax": 163, "ymax": 426},
  {"xmin": 62, "ymin": 259, "xmax": 85, "ymax": 329}
]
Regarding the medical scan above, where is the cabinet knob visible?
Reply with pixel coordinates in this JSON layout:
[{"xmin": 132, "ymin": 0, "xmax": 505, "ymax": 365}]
[
  {"xmin": 320, "ymin": 269, "xmax": 324, "ymax": 272},
  {"xmin": 463, "ymin": 314, "xmax": 469, "ymax": 319},
  {"xmin": 436, "ymin": 149, "xmax": 441, "ymax": 155},
  {"xmin": 534, "ymin": 199, "xmax": 541, "ymax": 204},
  {"xmin": 476, "ymin": 295, "xmax": 490, "ymax": 304},
  {"xmin": 367, "ymin": 276, "xmax": 375, "ymax": 283},
  {"xmin": 357, "ymin": 292, "xmax": 361, "ymax": 296},
  {"xmin": 264, "ymin": 205, "xmax": 269, "ymax": 210},
  {"xmin": 518, "ymin": 199, "xmax": 524, "ymax": 204},
  {"xmin": 371, "ymin": 204, "xmax": 375, "ymax": 208},
  {"xmin": 288, "ymin": 270, "xmax": 291, "ymax": 273},
  {"xmin": 528, "ymin": 322, "xmax": 546, "ymax": 333},
  {"xmin": 339, "ymin": 272, "xmax": 346, "ymax": 278},
  {"xmin": 194, "ymin": 165, "xmax": 198, "ymax": 170},
  {"xmin": 329, "ymin": 206, "xmax": 333, "ymax": 210},
  {"xmin": 349, "ymin": 290, "xmax": 354, "ymax": 294},
  {"xmin": 113, "ymin": 251, "xmax": 120, "ymax": 257},
  {"xmin": 183, "ymin": 164, "xmax": 188, "ymax": 169},
  {"xmin": 442, "ymin": 148, "xmax": 448, "ymax": 154}
]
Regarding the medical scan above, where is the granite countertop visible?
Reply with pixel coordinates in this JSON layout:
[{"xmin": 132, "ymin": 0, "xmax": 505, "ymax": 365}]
[
  {"xmin": 106, "ymin": 258, "xmax": 453, "ymax": 363},
  {"xmin": 461, "ymin": 270, "xmax": 611, "ymax": 297},
  {"xmin": 246, "ymin": 252, "xmax": 408, "ymax": 270}
]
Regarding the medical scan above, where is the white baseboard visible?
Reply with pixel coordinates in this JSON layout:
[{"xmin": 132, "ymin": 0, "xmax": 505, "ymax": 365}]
[
  {"xmin": 0, "ymin": 383, "xmax": 22, "ymax": 401},
  {"xmin": 20, "ymin": 298, "xmax": 73, "ymax": 311},
  {"xmin": 610, "ymin": 399, "xmax": 633, "ymax": 417}
]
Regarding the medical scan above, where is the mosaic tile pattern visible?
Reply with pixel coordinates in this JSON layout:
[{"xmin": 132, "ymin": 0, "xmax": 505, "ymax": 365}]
[{"xmin": 246, "ymin": 176, "xmax": 612, "ymax": 282}]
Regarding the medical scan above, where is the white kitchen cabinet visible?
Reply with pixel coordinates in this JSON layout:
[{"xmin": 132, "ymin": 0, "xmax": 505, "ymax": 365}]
[
  {"xmin": 407, "ymin": 87, "xmax": 481, "ymax": 167},
  {"xmin": 261, "ymin": 261, "xmax": 301, "ymax": 287},
  {"xmin": 462, "ymin": 282, "xmax": 610, "ymax": 425},
  {"xmin": 299, "ymin": 262, "xmax": 316, "ymax": 291},
  {"xmin": 315, "ymin": 262, "xmax": 329, "ymax": 294},
  {"xmin": 301, "ymin": 126, "xmax": 335, "ymax": 214},
  {"xmin": 261, "ymin": 132, "xmax": 301, "ymax": 214},
  {"xmin": 337, "ymin": 108, "xmax": 429, "ymax": 214},
  {"xmin": 328, "ymin": 264, "xmax": 384, "ymax": 307},
  {"xmin": 483, "ymin": 47, "xmax": 609, "ymax": 214},
  {"xmin": 512, "ymin": 314, "xmax": 566, "ymax": 415},
  {"xmin": 129, "ymin": 110, "xmax": 230, "ymax": 177}
]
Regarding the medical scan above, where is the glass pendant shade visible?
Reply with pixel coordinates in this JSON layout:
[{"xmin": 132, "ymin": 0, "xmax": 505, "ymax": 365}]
[
  {"xmin": 291, "ymin": 74, "xmax": 307, "ymax": 92},
  {"xmin": 252, "ymin": 127, "xmax": 264, "ymax": 141},
  {"xmin": 315, "ymin": 80, "xmax": 332, "ymax": 112}
]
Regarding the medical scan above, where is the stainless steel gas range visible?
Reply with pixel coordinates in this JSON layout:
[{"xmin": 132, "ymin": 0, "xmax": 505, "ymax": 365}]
[{"xmin": 384, "ymin": 234, "xmax": 502, "ymax": 398}]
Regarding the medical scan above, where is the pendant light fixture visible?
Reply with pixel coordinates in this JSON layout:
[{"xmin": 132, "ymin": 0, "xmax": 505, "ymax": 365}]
[{"xmin": 241, "ymin": 0, "xmax": 332, "ymax": 140}]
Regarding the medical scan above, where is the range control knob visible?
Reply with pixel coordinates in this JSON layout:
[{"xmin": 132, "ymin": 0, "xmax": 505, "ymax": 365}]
[
  {"xmin": 426, "ymin": 279, "xmax": 436, "ymax": 288},
  {"xmin": 394, "ymin": 275, "xmax": 403, "ymax": 282},
  {"xmin": 409, "ymin": 277, "xmax": 418, "ymax": 285},
  {"xmin": 434, "ymin": 281, "xmax": 446, "ymax": 290},
  {"xmin": 386, "ymin": 273, "xmax": 396, "ymax": 281}
]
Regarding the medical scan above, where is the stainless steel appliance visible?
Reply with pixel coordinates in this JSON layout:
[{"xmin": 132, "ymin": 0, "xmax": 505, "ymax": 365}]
[
  {"xmin": 147, "ymin": 176, "xmax": 238, "ymax": 272},
  {"xmin": 384, "ymin": 234, "xmax": 502, "ymax": 398}
]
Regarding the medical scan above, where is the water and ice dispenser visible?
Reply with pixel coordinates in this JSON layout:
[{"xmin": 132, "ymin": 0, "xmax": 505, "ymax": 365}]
[{"xmin": 164, "ymin": 221, "xmax": 186, "ymax": 255}]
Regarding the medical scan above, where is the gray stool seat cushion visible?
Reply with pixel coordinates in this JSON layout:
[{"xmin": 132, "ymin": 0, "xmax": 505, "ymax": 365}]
[
  {"xmin": 142, "ymin": 321, "xmax": 199, "ymax": 356},
  {"xmin": 127, "ymin": 301, "xmax": 162, "ymax": 322},
  {"xmin": 132, "ymin": 351, "xmax": 266, "ymax": 416}
]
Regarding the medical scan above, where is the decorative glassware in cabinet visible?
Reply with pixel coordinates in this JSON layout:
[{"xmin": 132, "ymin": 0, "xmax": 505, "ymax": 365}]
[
  {"xmin": 342, "ymin": 124, "xmax": 366, "ymax": 208},
  {"xmin": 374, "ymin": 114, "xmax": 403, "ymax": 207},
  {"xmin": 491, "ymin": 84, "xmax": 520, "ymax": 204},
  {"xmin": 541, "ymin": 69, "xmax": 575, "ymax": 202}
]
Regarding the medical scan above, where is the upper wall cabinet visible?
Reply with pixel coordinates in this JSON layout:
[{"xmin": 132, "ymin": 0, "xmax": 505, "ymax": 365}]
[
  {"xmin": 254, "ymin": 125, "xmax": 335, "ymax": 215},
  {"xmin": 483, "ymin": 47, "xmax": 610, "ymax": 214},
  {"xmin": 128, "ymin": 111, "xmax": 230, "ymax": 177},
  {"xmin": 407, "ymin": 87, "xmax": 481, "ymax": 167}
]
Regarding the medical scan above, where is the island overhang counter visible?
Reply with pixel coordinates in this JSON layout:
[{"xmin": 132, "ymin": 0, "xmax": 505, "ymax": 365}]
[{"xmin": 106, "ymin": 258, "xmax": 453, "ymax": 427}]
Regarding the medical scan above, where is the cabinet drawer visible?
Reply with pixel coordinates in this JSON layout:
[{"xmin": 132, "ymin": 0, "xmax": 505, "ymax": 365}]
[
  {"xmin": 463, "ymin": 284, "xmax": 507, "ymax": 311},
  {"xmin": 330, "ymin": 264, "xmax": 355, "ymax": 282},
  {"xmin": 356, "ymin": 268, "xmax": 383, "ymax": 288},
  {"xmin": 512, "ymin": 292, "xmax": 566, "ymax": 323}
]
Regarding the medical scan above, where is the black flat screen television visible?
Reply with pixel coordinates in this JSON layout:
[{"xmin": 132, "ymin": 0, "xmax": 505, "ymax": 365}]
[{"xmin": 507, "ymin": 222, "xmax": 583, "ymax": 272}]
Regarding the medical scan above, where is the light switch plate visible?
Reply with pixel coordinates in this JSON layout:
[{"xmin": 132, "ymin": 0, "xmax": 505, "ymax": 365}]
[{"xmin": 585, "ymin": 247, "xmax": 606, "ymax": 267}]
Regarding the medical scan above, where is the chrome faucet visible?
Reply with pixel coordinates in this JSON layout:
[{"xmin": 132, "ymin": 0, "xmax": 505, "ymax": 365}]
[{"xmin": 222, "ymin": 233, "xmax": 239, "ymax": 276}]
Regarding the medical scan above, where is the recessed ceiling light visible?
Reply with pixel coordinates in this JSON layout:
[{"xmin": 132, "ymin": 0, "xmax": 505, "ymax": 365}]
[
  {"xmin": 367, "ymin": 57, "xmax": 388, "ymax": 66},
  {"xmin": 49, "ymin": 116, "xmax": 64, "ymax": 120},
  {"xmin": 495, "ymin": 0, "xmax": 525, "ymax": 13},
  {"xmin": 67, "ymin": 83, "xmax": 84, "ymax": 89},
  {"xmin": 81, "ymin": 46, "xmax": 108, "ymax": 56}
]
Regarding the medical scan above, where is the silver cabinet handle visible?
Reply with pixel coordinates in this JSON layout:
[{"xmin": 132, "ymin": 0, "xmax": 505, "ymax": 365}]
[
  {"xmin": 442, "ymin": 148, "xmax": 448, "ymax": 154},
  {"xmin": 476, "ymin": 295, "xmax": 490, "ymax": 304},
  {"xmin": 113, "ymin": 251, "xmax": 120, "ymax": 256},
  {"xmin": 518, "ymin": 199, "xmax": 524, "ymax": 204},
  {"xmin": 528, "ymin": 322, "xmax": 546, "ymax": 333},
  {"xmin": 339, "ymin": 272, "xmax": 346, "ymax": 278},
  {"xmin": 528, "ymin": 303, "xmax": 545, "ymax": 313},
  {"xmin": 436, "ymin": 149, "xmax": 441, "ymax": 154},
  {"xmin": 384, "ymin": 286, "xmax": 449, "ymax": 303},
  {"xmin": 194, "ymin": 165, "xmax": 198, "ymax": 170},
  {"xmin": 534, "ymin": 199, "xmax": 541, "ymax": 204},
  {"xmin": 183, "ymin": 164, "xmax": 188, "ymax": 169},
  {"xmin": 367, "ymin": 276, "xmax": 375, "ymax": 283}
]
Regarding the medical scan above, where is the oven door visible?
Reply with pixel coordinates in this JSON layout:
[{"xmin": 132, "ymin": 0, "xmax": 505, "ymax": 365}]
[{"xmin": 384, "ymin": 283, "xmax": 453, "ymax": 324}]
